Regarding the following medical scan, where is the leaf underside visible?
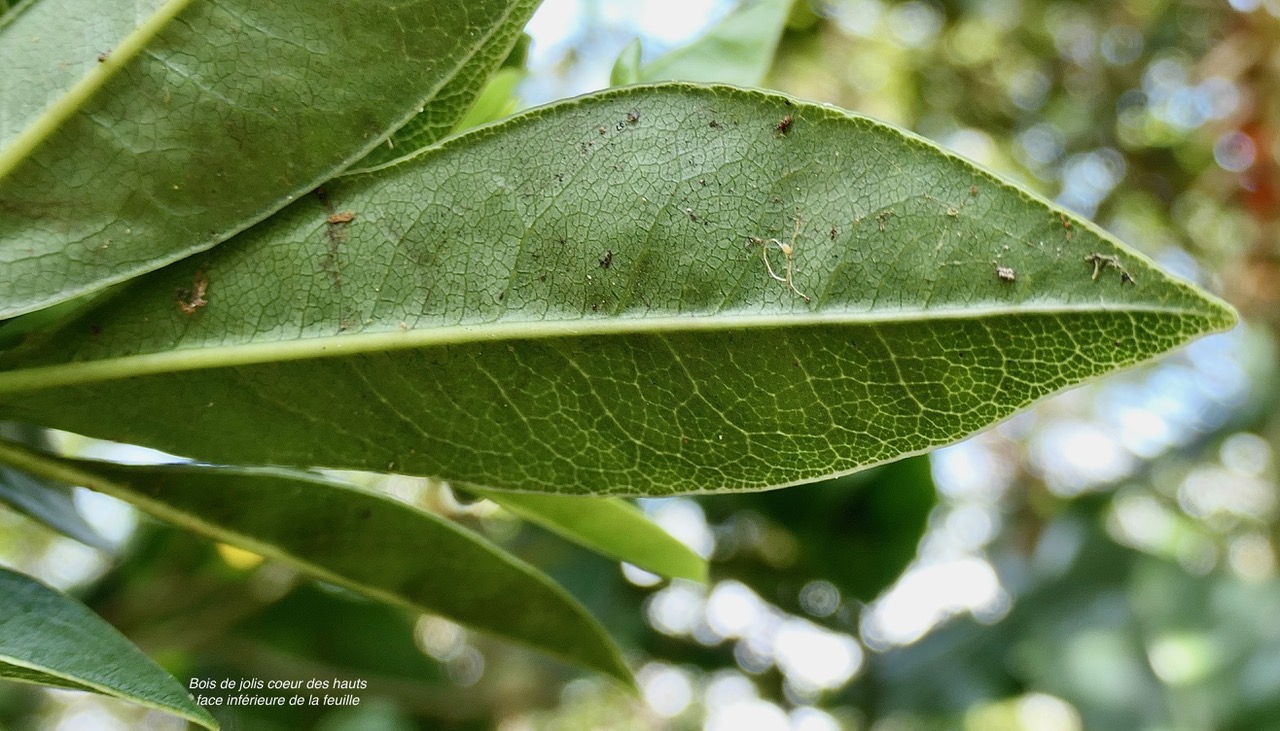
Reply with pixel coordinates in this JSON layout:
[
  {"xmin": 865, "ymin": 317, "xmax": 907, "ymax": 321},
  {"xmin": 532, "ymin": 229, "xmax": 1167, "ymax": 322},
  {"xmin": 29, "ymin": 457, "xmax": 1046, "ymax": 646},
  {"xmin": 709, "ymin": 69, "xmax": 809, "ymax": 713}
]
[
  {"xmin": 0, "ymin": 0, "xmax": 539, "ymax": 318},
  {"xmin": 0, "ymin": 566, "xmax": 218, "ymax": 729},
  {"xmin": 0, "ymin": 443, "xmax": 632, "ymax": 685},
  {"xmin": 0, "ymin": 84, "xmax": 1236, "ymax": 496}
]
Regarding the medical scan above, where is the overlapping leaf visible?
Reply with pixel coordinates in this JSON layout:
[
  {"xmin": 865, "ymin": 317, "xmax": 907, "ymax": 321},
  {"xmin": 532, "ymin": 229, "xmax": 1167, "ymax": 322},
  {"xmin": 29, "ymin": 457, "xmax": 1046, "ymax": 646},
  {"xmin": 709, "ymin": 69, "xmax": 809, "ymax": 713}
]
[
  {"xmin": 0, "ymin": 566, "xmax": 218, "ymax": 729},
  {"xmin": 0, "ymin": 0, "xmax": 539, "ymax": 317},
  {"xmin": 0, "ymin": 84, "xmax": 1236, "ymax": 495},
  {"xmin": 638, "ymin": 0, "xmax": 794, "ymax": 86},
  {"xmin": 472, "ymin": 489, "xmax": 707, "ymax": 582},
  {"xmin": 0, "ymin": 441, "xmax": 631, "ymax": 684}
]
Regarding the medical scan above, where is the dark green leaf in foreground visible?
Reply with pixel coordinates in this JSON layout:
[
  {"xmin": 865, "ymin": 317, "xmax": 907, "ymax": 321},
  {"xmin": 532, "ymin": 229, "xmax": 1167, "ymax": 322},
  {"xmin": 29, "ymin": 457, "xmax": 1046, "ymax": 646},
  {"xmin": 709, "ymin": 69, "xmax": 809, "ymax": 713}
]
[
  {"xmin": 471, "ymin": 489, "xmax": 707, "ymax": 582},
  {"xmin": 0, "ymin": 0, "xmax": 539, "ymax": 317},
  {"xmin": 0, "ymin": 566, "xmax": 218, "ymax": 729},
  {"xmin": 0, "ymin": 84, "xmax": 1236, "ymax": 495},
  {"xmin": 0, "ymin": 441, "xmax": 631, "ymax": 685}
]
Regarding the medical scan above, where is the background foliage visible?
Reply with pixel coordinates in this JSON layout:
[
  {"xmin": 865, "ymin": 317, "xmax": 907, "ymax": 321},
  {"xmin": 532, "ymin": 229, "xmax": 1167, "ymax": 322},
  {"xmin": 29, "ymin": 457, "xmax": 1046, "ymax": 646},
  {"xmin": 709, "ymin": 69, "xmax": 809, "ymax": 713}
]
[{"xmin": 0, "ymin": 0, "xmax": 1271, "ymax": 729}]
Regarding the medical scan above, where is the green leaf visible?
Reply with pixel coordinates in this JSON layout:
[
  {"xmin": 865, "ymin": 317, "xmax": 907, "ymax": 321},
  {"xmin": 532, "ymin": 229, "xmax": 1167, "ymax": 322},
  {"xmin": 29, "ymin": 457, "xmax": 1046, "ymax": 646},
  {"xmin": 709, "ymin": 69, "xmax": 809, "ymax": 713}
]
[
  {"xmin": 0, "ymin": 423, "xmax": 110, "ymax": 548},
  {"xmin": 0, "ymin": 440, "xmax": 633, "ymax": 685},
  {"xmin": 611, "ymin": 39, "xmax": 643, "ymax": 87},
  {"xmin": 707, "ymin": 455, "xmax": 935, "ymax": 605},
  {"xmin": 470, "ymin": 489, "xmax": 708, "ymax": 582},
  {"xmin": 0, "ymin": 465, "xmax": 111, "ymax": 550},
  {"xmin": 449, "ymin": 69, "xmax": 525, "ymax": 136},
  {"xmin": 0, "ymin": 84, "xmax": 1236, "ymax": 496},
  {"xmin": 0, "ymin": 0, "xmax": 540, "ymax": 318},
  {"xmin": 348, "ymin": 28, "xmax": 533, "ymax": 171},
  {"xmin": 0, "ymin": 566, "xmax": 218, "ymax": 729},
  {"xmin": 640, "ymin": 0, "xmax": 793, "ymax": 86}
]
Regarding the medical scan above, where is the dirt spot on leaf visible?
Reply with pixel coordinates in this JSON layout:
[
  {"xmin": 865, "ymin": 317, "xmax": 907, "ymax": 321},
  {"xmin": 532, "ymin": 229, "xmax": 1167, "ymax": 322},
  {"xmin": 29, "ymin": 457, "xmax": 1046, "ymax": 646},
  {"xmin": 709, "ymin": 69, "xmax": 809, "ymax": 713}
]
[{"xmin": 177, "ymin": 271, "xmax": 209, "ymax": 315}]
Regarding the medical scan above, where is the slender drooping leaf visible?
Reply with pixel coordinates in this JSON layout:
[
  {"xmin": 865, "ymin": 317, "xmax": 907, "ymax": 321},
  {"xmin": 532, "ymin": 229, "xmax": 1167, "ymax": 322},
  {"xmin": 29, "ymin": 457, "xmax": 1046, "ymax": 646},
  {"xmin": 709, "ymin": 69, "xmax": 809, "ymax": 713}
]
[
  {"xmin": 0, "ymin": 0, "xmax": 539, "ymax": 317},
  {"xmin": 0, "ymin": 566, "xmax": 218, "ymax": 730},
  {"xmin": 0, "ymin": 441, "xmax": 632, "ymax": 685},
  {"xmin": 471, "ymin": 489, "xmax": 707, "ymax": 582},
  {"xmin": 0, "ymin": 422, "xmax": 111, "ymax": 548},
  {"xmin": 0, "ymin": 84, "xmax": 1236, "ymax": 495},
  {"xmin": 640, "ymin": 0, "xmax": 793, "ymax": 86},
  {"xmin": 0, "ymin": 466, "xmax": 111, "ymax": 549}
]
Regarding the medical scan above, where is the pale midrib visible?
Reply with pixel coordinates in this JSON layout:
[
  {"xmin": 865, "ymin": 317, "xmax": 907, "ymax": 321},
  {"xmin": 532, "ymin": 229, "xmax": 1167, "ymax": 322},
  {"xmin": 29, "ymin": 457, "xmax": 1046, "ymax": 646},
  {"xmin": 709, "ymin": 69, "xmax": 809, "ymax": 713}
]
[
  {"xmin": 0, "ymin": 0, "xmax": 196, "ymax": 183},
  {"xmin": 0, "ymin": 303, "xmax": 1222, "ymax": 393}
]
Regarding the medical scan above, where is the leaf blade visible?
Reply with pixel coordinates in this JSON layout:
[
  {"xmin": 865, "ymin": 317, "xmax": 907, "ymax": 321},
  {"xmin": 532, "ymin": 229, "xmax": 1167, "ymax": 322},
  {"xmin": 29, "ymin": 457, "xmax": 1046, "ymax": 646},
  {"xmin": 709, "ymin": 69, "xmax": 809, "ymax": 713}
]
[
  {"xmin": 472, "ymin": 489, "xmax": 708, "ymax": 582},
  {"xmin": 0, "ymin": 566, "xmax": 218, "ymax": 730},
  {"xmin": 0, "ymin": 0, "xmax": 540, "ymax": 317},
  {"xmin": 640, "ymin": 0, "xmax": 793, "ymax": 86},
  {"xmin": 0, "ymin": 441, "xmax": 633, "ymax": 685},
  {"xmin": 0, "ymin": 84, "xmax": 1237, "ymax": 495},
  {"xmin": 0, "ymin": 466, "xmax": 111, "ymax": 550}
]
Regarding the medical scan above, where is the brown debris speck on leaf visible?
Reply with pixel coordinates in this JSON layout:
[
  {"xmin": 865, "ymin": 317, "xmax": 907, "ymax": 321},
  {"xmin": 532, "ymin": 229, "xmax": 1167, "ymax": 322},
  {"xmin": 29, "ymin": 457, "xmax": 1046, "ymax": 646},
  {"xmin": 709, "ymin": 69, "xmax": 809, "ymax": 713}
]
[
  {"xmin": 327, "ymin": 211, "xmax": 355, "ymax": 225},
  {"xmin": 177, "ymin": 271, "xmax": 209, "ymax": 315},
  {"xmin": 775, "ymin": 114, "xmax": 793, "ymax": 135},
  {"xmin": 599, "ymin": 250, "xmax": 614, "ymax": 269},
  {"xmin": 626, "ymin": 110, "xmax": 640, "ymax": 125}
]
